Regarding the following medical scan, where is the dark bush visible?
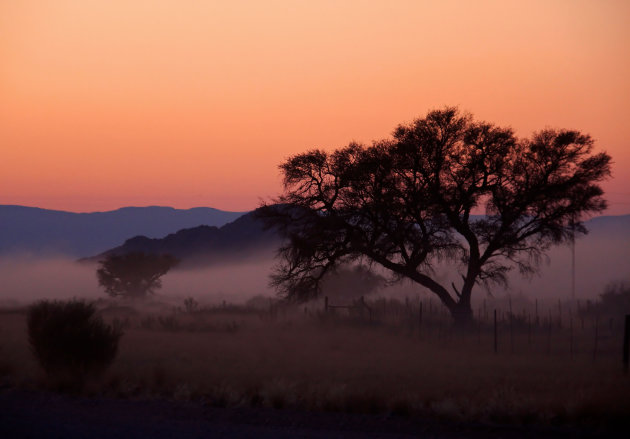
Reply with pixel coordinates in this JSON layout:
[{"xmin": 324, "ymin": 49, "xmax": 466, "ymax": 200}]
[{"xmin": 27, "ymin": 300, "xmax": 122, "ymax": 389}]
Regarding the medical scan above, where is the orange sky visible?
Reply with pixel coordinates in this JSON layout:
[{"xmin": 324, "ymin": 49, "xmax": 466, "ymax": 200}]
[{"xmin": 1, "ymin": 0, "xmax": 629, "ymax": 214}]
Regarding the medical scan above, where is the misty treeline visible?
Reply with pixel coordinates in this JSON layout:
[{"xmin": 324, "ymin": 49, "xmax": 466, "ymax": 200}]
[
  {"xmin": 260, "ymin": 107, "xmax": 612, "ymax": 326},
  {"xmin": 97, "ymin": 252, "xmax": 179, "ymax": 298}
]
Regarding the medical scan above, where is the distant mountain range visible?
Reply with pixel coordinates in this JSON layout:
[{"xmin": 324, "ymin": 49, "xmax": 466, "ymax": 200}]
[
  {"xmin": 90, "ymin": 209, "xmax": 281, "ymax": 267},
  {"xmin": 2, "ymin": 204, "xmax": 628, "ymax": 291},
  {"xmin": 88, "ymin": 213, "xmax": 630, "ymax": 278},
  {"xmin": 0, "ymin": 205, "xmax": 247, "ymax": 257}
]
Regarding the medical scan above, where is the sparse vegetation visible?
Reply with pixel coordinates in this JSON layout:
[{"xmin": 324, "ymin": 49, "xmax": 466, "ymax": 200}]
[
  {"xmin": 0, "ymin": 296, "xmax": 624, "ymax": 428},
  {"xmin": 183, "ymin": 296, "xmax": 199, "ymax": 313},
  {"xmin": 26, "ymin": 300, "xmax": 123, "ymax": 390},
  {"xmin": 580, "ymin": 281, "xmax": 630, "ymax": 319}
]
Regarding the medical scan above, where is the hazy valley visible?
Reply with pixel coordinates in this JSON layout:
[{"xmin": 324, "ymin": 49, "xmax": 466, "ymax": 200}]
[{"xmin": 0, "ymin": 206, "xmax": 627, "ymax": 307}]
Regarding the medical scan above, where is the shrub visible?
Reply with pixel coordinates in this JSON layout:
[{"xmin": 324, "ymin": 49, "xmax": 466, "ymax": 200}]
[
  {"xmin": 27, "ymin": 300, "xmax": 123, "ymax": 389},
  {"xmin": 183, "ymin": 297, "xmax": 199, "ymax": 313},
  {"xmin": 580, "ymin": 281, "xmax": 630, "ymax": 318}
]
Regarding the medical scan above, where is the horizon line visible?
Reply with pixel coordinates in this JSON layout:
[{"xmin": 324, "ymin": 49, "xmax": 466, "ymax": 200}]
[
  {"xmin": 1, "ymin": 204, "xmax": 628, "ymax": 218},
  {"xmin": 0, "ymin": 204, "xmax": 252, "ymax": 215}
]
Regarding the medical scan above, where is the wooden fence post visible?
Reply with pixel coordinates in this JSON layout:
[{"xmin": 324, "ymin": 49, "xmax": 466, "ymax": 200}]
[
  {"xmin": 623, "ymin": 314, "xmax": 629, "ymax": 375},
  {"xmin": 569, "ymin": 316, "xmax": 574, "ymax": 359},
  {"xmin": 494, "ymin": 309, "xmax": 498, "ymax": 354},
  {"xmin": 483, "ymin": 299, "xmax": 487, "ymax": 323},
  {"xmin": 593, "ymin": 316, "xmax": 599, "ymax": 361},
  {"xmin": 509, "ymin": 297, "xmax": 514, "ymax": 354},
  {"xmin": 546, "ymin": 311, "xmax": 552, "ymax": 355},
  {"xmin": 477, "ymin": 319, "xmax": 481, "ymax": 346}
]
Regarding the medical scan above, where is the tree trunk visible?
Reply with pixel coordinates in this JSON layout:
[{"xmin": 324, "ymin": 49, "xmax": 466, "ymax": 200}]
[
  {"xmin": 450, "ymin": 278, "xmax": 475, "ymax": 330},
  {"xmin": 422, "ymin": 279, "xmax": 474, "ymax": 329},
  {"xmin": 450, "ymin": 301, "xmax": 474, "ymax": 330}
]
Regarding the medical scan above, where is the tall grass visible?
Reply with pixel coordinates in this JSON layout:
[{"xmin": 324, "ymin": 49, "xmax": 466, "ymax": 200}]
[{"xmin": 1, "ymin": 297, "xmax": 628, "ymax": 427}]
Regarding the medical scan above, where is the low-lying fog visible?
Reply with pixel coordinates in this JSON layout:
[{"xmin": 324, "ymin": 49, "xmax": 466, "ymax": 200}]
[
  {"xmin": 0, "ymin": 255, "xmax": 278, "ymax": 307},
  {"xmin": 0, "ymin": 228, "xmax": 627, "ymax": 309}
]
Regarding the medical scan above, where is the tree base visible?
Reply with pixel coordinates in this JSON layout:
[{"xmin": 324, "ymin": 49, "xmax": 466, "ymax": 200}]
[{"xmin": 450, "ymin": 306, "xmax": 474, "ymax": 330}]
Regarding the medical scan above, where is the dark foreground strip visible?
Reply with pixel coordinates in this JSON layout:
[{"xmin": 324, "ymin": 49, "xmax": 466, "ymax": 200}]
[{"xmin": 0, "ymin": 388, "xmax": 615, "ymax": 439}]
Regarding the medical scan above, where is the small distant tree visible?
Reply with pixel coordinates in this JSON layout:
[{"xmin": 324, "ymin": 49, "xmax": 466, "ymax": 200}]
[
  {"xmin": 581, "ymin": 281, "xmax": 630, "ymax": 318},
  {"xmin": 27, "ymin": 300, "xmax": 122, "ymax": 390},
  {"xmin": 183, "ymin": 296, "xmax": 199, "ymax": 313},
  {"xmin": 261, "ymin": 107, "xmax": 612, "ymax": 327},
  {"xmin": 320, "ymin": 265, "xmax": 386, "ymax": 301},
  {"xmin": 97, "ymin": 252, "xmax": 179, "ymax": 298}
]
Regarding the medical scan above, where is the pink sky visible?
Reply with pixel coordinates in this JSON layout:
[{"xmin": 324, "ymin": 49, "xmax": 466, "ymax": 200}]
[{"xmin": 1, "ymin": 0, "xmax": 629, "ymax": 214}]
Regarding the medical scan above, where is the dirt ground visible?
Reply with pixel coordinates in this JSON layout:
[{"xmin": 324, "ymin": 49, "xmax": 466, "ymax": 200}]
[{"xmin": 0, "ymin": 387, "xmax": 621, "ymax": 439}]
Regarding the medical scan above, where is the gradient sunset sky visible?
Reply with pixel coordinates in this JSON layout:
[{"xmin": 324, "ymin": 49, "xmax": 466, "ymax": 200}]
[{"xmin": 1, "ymin": 1, "xmax": 629, "ymax": 214}]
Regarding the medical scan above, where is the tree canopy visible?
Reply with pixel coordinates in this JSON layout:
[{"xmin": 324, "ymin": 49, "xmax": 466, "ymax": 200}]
[
  {"xmin": 261, "ymin": 107, "xmax": 612, "ymax": 325},
  {"xmin": 97, "ymin": 252, "xmax": 179, "ymax": 298}
]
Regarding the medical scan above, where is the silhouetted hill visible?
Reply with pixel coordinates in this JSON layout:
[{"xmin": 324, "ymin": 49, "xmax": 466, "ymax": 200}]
[
  {"xmin": 92, "ymin": 209, "xmax": 281, "ymax": 267},
  {"xmin": 0, "ymin": 205, "xmax": 247, "ymax": 257},
  {"xmin": 90, "ymin": 211, "xmax": 629, "ymax": 273}
]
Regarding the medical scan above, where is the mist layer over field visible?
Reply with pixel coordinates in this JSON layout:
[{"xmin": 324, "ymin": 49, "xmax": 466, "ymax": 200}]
[
  {"xmin": 0, "ymin": 255, "xmax": 274, "ymax": 306},
  {"xmin": 1, "ymin": 213, "xmax": 627, "ymax": 308},
  {"xmin": 0, "ymin": 229, "xmax": 627, "ymax": 307}
]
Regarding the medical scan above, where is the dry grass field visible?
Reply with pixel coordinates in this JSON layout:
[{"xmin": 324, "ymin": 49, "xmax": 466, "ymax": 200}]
[{"xmin": 1, "ymin": 298, "xmax": 629, "ymax": 429}]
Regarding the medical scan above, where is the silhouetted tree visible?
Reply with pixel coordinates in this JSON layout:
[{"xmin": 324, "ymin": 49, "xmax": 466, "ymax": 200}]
[
  {"xmin": 97, "ymin": 252, "xmax": 179, "ymax": 298},
  {"xmin": 261, "ymin": 107, "xmax": 611, "ymax": 326}
]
